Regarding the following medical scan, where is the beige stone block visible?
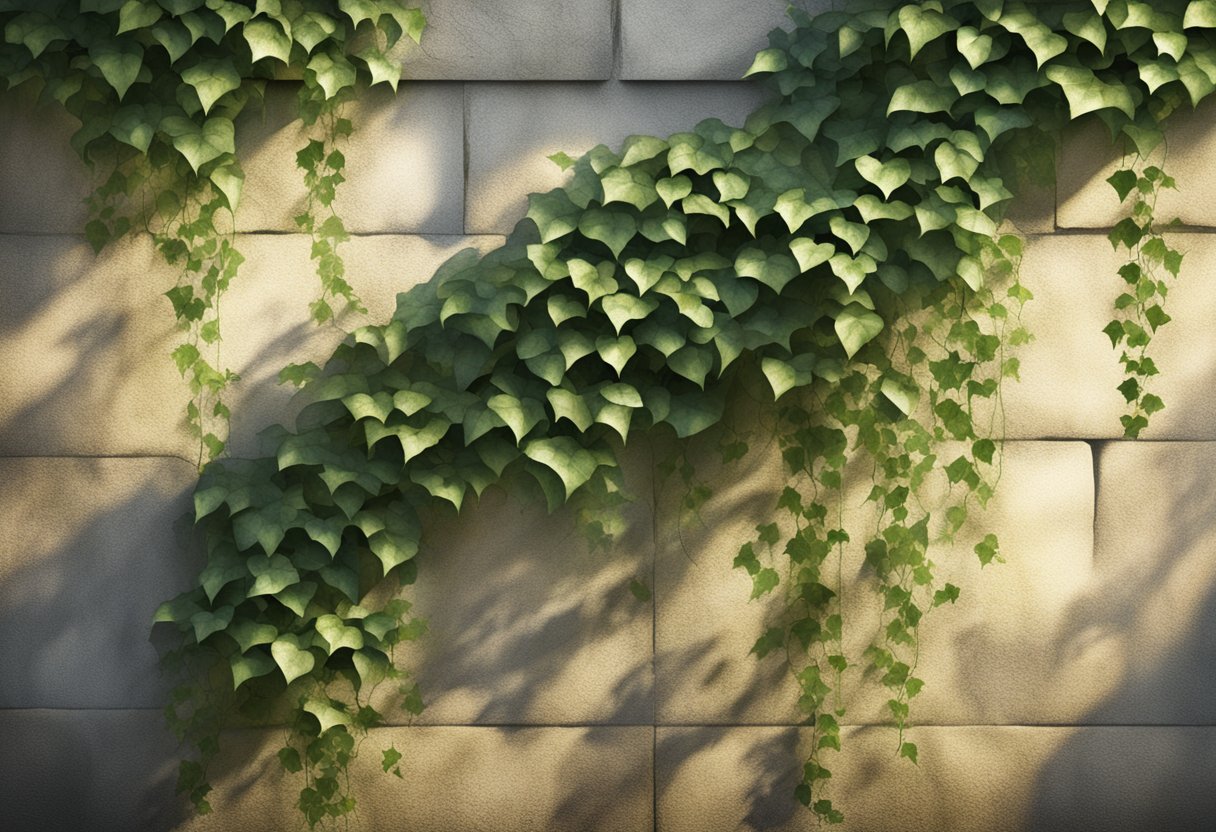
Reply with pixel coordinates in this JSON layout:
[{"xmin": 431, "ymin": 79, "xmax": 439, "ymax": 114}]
[
  {"xmin": 221, "ymin": 233, "xmax": 506, "ymax": 458},
  {"xmin": 0, "ymin": 458, "xmax": 199, "ymax": 708},
  {"xmin": 465, "ymin": 81, "xmax": 770, "ymax": 234},
  {"xmin": 236, "ymin": 82, "xmax": 465, "ymax": 234},
  {"xmin": 656, "ymin": 440, "xmax": 1099, "ymax": 725},
  {"xmin": 1083, "ymin": 441, "xmax": 1216, "ymax": 724},
  {"xmin": 0, "ymin": 81, "xmax": 465, "ymax": 236},
  {"xmin": 0, "ymin": 87, "xmax": 92, "ymax": 234},
  {"xmin": 389, "ymin": 442, "xmax": 656, "ymax": 725},
  {"xmin": 394, "ymin": 0, "xmax": 613, "ymax": 80},
  {"xmin": 1002, "ymin": 231, "xmax": 1216, "ymax": 439},
  {"xmin": 619, "ymin": 0, "xmax": 809, "ymax": 81},
  {"xmin": 657, "ymin": 725, "xmax": 1216, "ymax": 832},
  {"xmin": 1059, "ymin": 102, "xmax": 1216, "ymax": 230},
  {"xmin": 0, "ymin": 232, "xmax": 502, "ymax": 458}
]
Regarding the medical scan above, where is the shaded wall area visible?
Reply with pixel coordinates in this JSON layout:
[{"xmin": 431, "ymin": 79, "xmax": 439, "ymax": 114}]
[{"xmin": 1, "ymin": 1, "xmax": 1214, "ymax": 829}]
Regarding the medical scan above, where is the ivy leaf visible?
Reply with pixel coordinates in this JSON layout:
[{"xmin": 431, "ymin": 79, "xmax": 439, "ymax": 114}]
[
  {"xmin": 189, "ymin": 606, "xmax": 233, "ymax": 643},
  {"xmin": 788, "ymin": 239, "xmax": 835, "ymax": 273},
  {"xmin": 117, "ymin": 1, "xmax": 163, "ymax": 35},
  {"xmin": 834, "ymin": 303, "xmax": 884, "ymax": 358},
  {"xmin": 656, "ymin": 175, "xmax": 693, "ymax": 207},
  {"xmin": 279, "ymin": 747, "xmax": 303, "ymax": 774},
  {"xmin": 230, "ymin": 649, "xmax": 276, "ymax": 689},
  {"xmin": 854, "ymin": 155, "xmax": 911, "ymax": 198},
  {"xmin": 579, "ymin": 208, "xmax": 637, "ymax": 259},
  {"xmin": 181, "ymin": 60, "xmax": 242, "ymax": 115},
  {"xmin": 736, "ymin": 248, "xmax": 800, "ymax": 294},
  {"xmin": 89, "ymin": 41, "xmax": 143, "ymax": 100},
  {"xmin": 303, "ymin": 699, "xmax": 352, "ymax": 734},
  {"xmin": 900, "ymin": 742, "xmax": 919, "ymax": 764},
  {"xmin": 1185, "ymin": 0, "xmax": 1216, "ymax": 28},
  {"xmin": 306, "ymin": 50, "xmax": 357, "ymax": 99},
  {"xmin": 315, "ymin": 614, "xmax": 364, "ymax": 654},
  {"xmin": 247, "ymin": 554, "xmax": 300, "ymax": 597},
  {"xmin": 1045, "ymin": 65, "xmax": 1136, "ymax": 119},
  {"xmin": 160, "ymin": 116, "xmax": 235, "ymax": 173},
  {"xmin": 382, "ymin": 746, "xmax": 404, "ymax": 777},
  {"xmin": 880, "ymin": 377, "xmax": 919, "ymax": 417},
  {"xmin": 887, "ymin": 80, "xmax": 956, "ymax": 115},
  {"xmin": 271, "ymin": 635, "xmax": 316, "ymax": 685},
  {"xmin": 523, "ymin": 437, "xmax": 602, "ymax": 499},
  {"xmin": 750, "ymin": 626, "xmax": 786, "ymax": 658},
  {"xmin": 1107, "ymin": 169, "xmax": 1139, "ymax": 202},
  {"xmin": 244, "ymin": 17, "xmax": 293, "ymax": 64},
  {"xmin": 750, "ymin": 567, "xmax": 780, "ymax": 599},
  {"xmin": 743, "ymin": 47, "xmax": 788, "ymax": 77}
]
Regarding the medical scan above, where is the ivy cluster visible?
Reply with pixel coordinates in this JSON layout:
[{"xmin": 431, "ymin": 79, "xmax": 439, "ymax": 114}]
[
  {"xmin": 144, "ymin": 0, "xmax": 1216, "ymax": 822},
  {"xmin": 1, "ymin": 0, "xmax": 424, "ymax": 461}
]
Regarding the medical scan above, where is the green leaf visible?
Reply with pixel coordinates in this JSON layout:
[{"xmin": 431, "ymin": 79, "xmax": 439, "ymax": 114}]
[
  {"xmin": 278, "ymin": 747, "xmax": 303, "ymax": 774},
  {"xmin": 1142, "ymin": 393, "xmax": 1166, "ymax": 415},
  {"xmin": 90, "ymin": 42, "xmax": 143, "ymax": 100},
  {"xmin": 579, "ymin": 208, "xmax": 637, "ymax": 258},
  {"xmin": 628, "ymin": 578, "xmax": 652, "ymax": 602},
  {"xmin": 834, "ymin": 303, "xmax": 884, "ymax": 359},
  {"xmin": 315, "ymin": 614, "xmax": 364, "ymax": 654},
  {"xmin": 900, "ymin": 742, "xmax": 918, "ymax": 764},
  {"xmin": 189, "ymin": 606, "xmax": 233, "ymax": 643},
  {"xmin": 1045, "ymin": 65, "xmax": 1136, "ymax": 119},
  {"xmin": 523, "ymin": 437, "xmax": 602, "ymax": 499},
  {"xmin": 880, "ymin": 377, "xmax": 919, "ymax": 417},
  {"xmin": 160, "ymin": 116, "xmax": 235, "ymax": 173},
  {"xmin": 744, "ymin": 48, "xmax": 788, "ymax": 77},
  {"xmin": 230, "ymin": 649, "xmax": 275, "ymax": 689},
  {"xmin": 307, "ymin": 51, "xmax": 357, "ymax": 99},
  {"xmin": 303, "ymin": 699, "xmax": 351, "ymax": 734},
  {"xmin": 736, "ymin": 248, "xmax": 800, "ymax": 294},
  {"xmin": 888, "ymin": 81, "xmax": 956, "ymax": 115},
  {"xmin": 382, "ymin": 746, "xmax": 404, "ymax": 776},
  {"xmin": 750, "ymin": 567, "xmax": 780, "ymax": 599},
  {"xmin": 1185, "ymin": 0, "xmax": 1216, "ymax": 28},
  {"xmin": 247, "ymin": 553, "xmax": 300, "ymax": 597},
  {"xmin": 181, "ymin": 60, "xmax": 241, "ymax": 115},
  {"xmin": 855, "ymin": 155, "xmax": 911, "ymax": 199},
  {"xmin": 271, "ymin": 634, "xmax": 316, "ymax": 684},
  {"xmin": 244, "ymin": 17, "xmax": 292, "ymax": 64},
  {"xmin": 118, "ymin": 1, "xmax": 163, "ymax": 35},
  {"xmin": 601, "ymin": 166, "xmax": 658, "ymax": 211},
  {"xmin": 1107, "ymin": 169, "xmax": 1138, "ymax": 202},
  {"xmin": 788, "ymin": 239, "xmax": 835, "ymax": 273}
]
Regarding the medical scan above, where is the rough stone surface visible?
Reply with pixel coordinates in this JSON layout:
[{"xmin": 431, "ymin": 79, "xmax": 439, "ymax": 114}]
[
  {"xmin": 1003, "ymin": 232, "xmax": 1216, "ymax": 440},
  {"xmin": 657, "ymin": 725, "xmax": 1216, "ymax": 832},
  {"xmin": 656, "ymin": 440, "xmax": 1100, "ymax": 725},
  {"xmin": 387, "ymin": 442, "xmax": 656, "ymax": 725},
  {"xmin": 465, "ymin": 81, "xmax": 769, "ymax": 234},
  {"xmin": 236, "ymin": 82, "xmax": 466, "ymax": 234},
  {"xmin": 393, "ymin": 0, "xmax": 613, "ymax": 80},
  {"xmin": 619, "ymin": 0, "xmax": 809, "ymax": 81},
  {"xmin": 1059, "ymin": 102, "xmax": 1216, "ymax": 230},
  {"xmin": 0, "ymin": 82, "xmax": 465, "ymax": 236},
  {"xmin": 0, "ymin": 233, "xmax": 503, "ymax": 458},
  {"xmin": 0, "ymin": 710, "xmax": 653, "ymax": 832},
  {"xmin": 1088, "ymin": 442, "xmax": 1216, "ymax": 725},
  {"xmin": 0, "ymin": 458, "xmax": 199, "ymax": 708}
]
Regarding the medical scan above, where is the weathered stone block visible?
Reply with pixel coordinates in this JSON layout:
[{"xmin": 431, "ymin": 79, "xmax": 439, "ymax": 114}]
[
  {"xmin": 236, "ymin": 82, "xmax": 466, "ymax": 234},
  {"xmin": 394, "ymin": 0, "xmax": 613, "ymax": 80},
  {"xmin": 657, "ymin": 725, "xmax": 1216, "ymax": 832},
  {"xmin": 0, "ymin": 233, "xmax": 503, "ymax": 458},
  {"xmin": 1087, "ymin": 441, "xmax": 1216, "ymax": 724},
  {"xmin": 619, "ymin": 0, "xmax": 807, "ymax": 81},
  {"xmin": 464, "ymin": 81, "xmax": 769, "ymax": 234},
  {"xmin": 1003, "ymin": 232, "xmax": 1216, "ymax": 439},
  {"xmin": 655, "ymin": 440, "xmax": 1098, "ymax": 725},
  {"xmin": 0, "ymin": 458, "xmax": 199, "ymax": 708},
  {"xmin": 1059, "ymin": 102, "xmax": 1216, "ymax": 230},
  {"xmin": 386, "ymin": 442, "xmax": 656, "ymax": 725}
]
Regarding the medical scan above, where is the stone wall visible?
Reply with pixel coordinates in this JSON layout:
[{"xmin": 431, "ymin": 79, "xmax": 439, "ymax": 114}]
[{"xmin": 1, "ymin": 1, "xmax": 1215, "ymax": 830}]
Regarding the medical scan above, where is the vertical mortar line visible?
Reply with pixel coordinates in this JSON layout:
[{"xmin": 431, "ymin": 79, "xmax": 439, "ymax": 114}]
[
  {"xmin": 1086, "ymin": 439, "xmax": 1103, "ymax": 561},
  {"xmin": 461, "ymin": 82, "xmax": 470, "ymax": 235},
  {"xmin": 650, "ymin": 438, "xmax": 660, "ymax": 832},
  {"xmin": 610, "ymin": 0, "xmax": 623, "ymax": 82}
]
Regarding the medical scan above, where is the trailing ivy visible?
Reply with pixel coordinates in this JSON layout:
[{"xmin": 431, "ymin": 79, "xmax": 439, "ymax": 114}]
[
  {"xmin": 0, "ymin": 0, "xmax": 425, "ymax": 461},
  {"xmin": 141, "ymin": 0, "xmax": 1216, "ymax": 822}
]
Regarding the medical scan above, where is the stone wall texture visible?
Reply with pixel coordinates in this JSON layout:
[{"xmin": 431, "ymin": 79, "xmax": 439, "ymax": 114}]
[{"xmin": 2, "ymin": 1, "xmax": 1216, "ymax": 830}]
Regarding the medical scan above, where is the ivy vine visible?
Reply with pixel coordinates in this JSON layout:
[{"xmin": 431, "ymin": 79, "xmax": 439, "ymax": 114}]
[{"xmin": 7, "ymin": 0, "xmax": 1216, "ymax": 826}]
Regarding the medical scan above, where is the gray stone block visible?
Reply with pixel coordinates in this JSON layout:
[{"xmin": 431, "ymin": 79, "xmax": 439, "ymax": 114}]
[
  {"xmin": 394, "ymin": 0, "xmax": 613, "ymax": 80},
  {"xmin": 619, "ymin": 0, "xmax": 816, "ymax": 81},
  {"xmin": 236, "ymin": 82, "xmax": 465, "ymax": 234},
  {"xmin": 465, "ymin": 81, "xmax": 770, "ymax": 234},
  {"xmin": 657, "ymin": 725, "xmax": 1216, "ymax": 832},
  {"xmin": 655, "ymin": 439, "xmax": 1098, "ymax": 726},
  {"xmin": 1059, "ymin": 102, "xmax": 1216, "ymax": 230},
  {"xmin": 0, "ymin": 233, "xmax": 503, "ymax": 458},
  {"xmin": 0, "ymin": 458, "xmax": 199, "ymax": 708}
]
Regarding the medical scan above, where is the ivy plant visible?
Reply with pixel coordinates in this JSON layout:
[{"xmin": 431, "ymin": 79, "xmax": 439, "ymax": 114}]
[{"xmin": 6, "ymin": 0, "xmax": 1214, "ymax": 825}]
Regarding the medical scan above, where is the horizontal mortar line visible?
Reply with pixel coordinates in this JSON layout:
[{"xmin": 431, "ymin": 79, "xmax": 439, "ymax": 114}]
[
  {"xmin": 1041, "ymin": 223, "xmax": 1216, "ymax": 235},
  {"xmin": 3, "ymin": 709, "xmax": 1214, "ymax": 730},
  {"xmin": 0, "ymin": 452, "xmax": 195, "ymax": 465}
]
